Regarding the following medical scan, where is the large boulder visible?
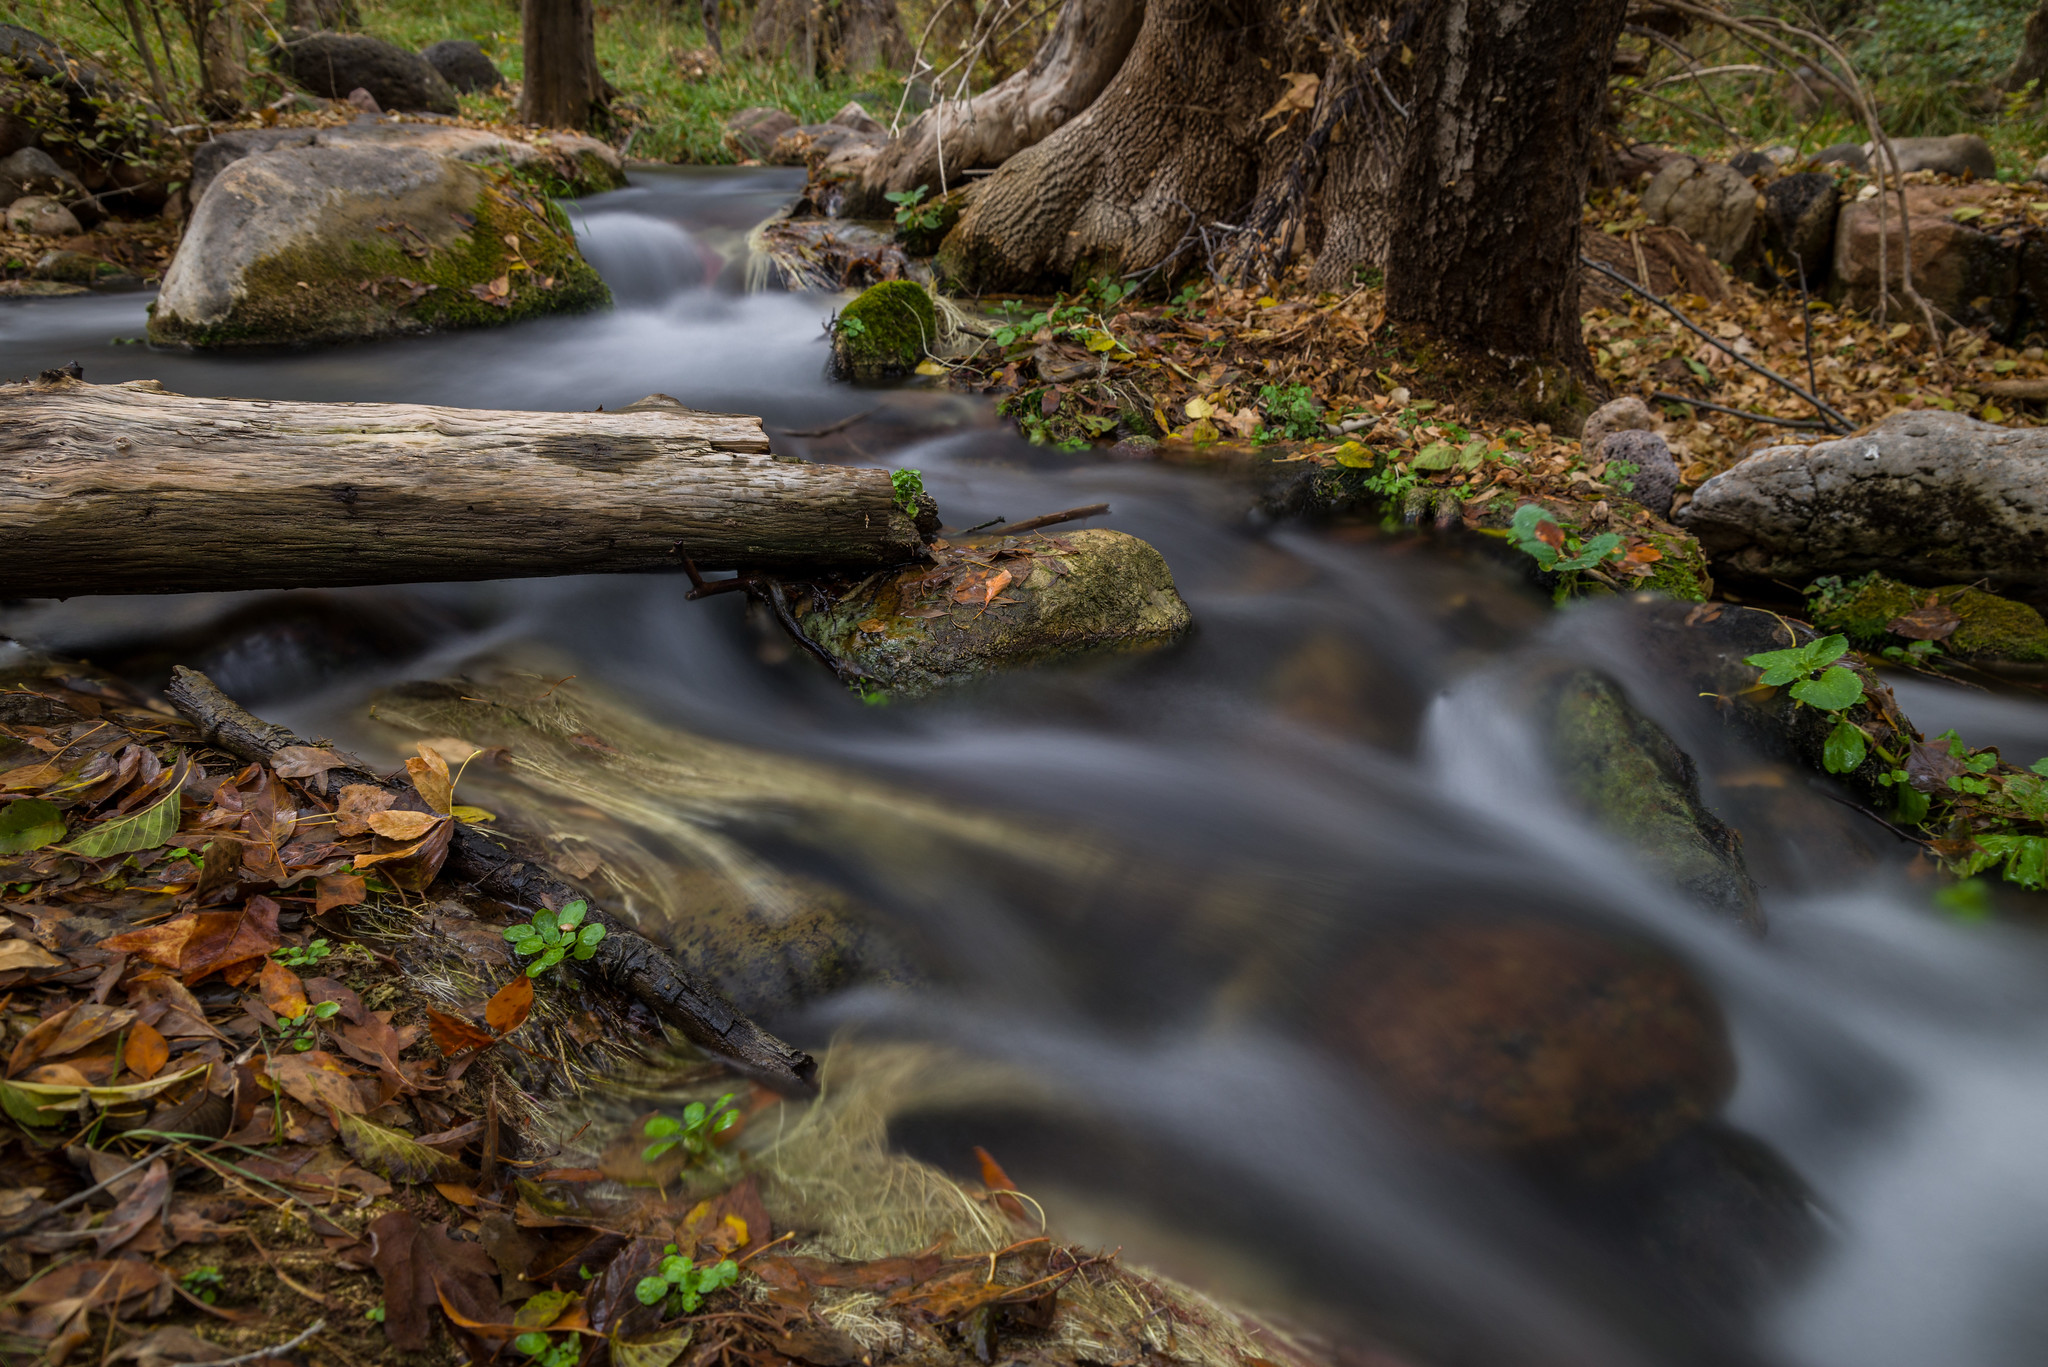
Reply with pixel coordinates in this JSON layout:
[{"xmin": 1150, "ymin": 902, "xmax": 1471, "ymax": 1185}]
[
  {"xmin": 148, "ymin": 142, "xmax": 609, "ymax": 348},
  {"xmin": 723, "ymin": 106, "xmax": 798, "ymax": 159},
  {"xmin": 1871, "ymin": 133, "xmax": 1997, "ymax": 180},
  {"xmin": 793, "ymin": 528, "xmax": 1192, "ymax": 695},
  {"xmin": 0, "ymin": 146, "xmax": 84, "ymax": 210},
  {"xmin": 188, "ymin": 121, "xmax": 624, "ymax": 205},
  {"xmin": 3, "ymin": 194, "xmax": 79, "ymax": 236},
  {"xmin": 270, "ymin": 31, "xmax": 460, "ymax": 115},
  {"xmin": 1758, "ymin": 171, "xmax": 1839, "ymax": 290},
  {"xmin": 1676, "ymin": 411, "xmax": 2048, "ymax": 589},
  {"xmin": 1642, "ymin": 157, "xmax": 1761, "ymax": 266},
  {"xmin": 1832, "ymin": 183, "xmax": 2018, "ymax": 337},
  {"xmin": 419, "ymin": 39, "xmax": 502, "ymax": 94}
]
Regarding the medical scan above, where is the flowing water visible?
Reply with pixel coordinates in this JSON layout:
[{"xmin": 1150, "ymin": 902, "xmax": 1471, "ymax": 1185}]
[{"xmin": 7, "ymin": 168, "xmax": 2048, "ymax": 1367}]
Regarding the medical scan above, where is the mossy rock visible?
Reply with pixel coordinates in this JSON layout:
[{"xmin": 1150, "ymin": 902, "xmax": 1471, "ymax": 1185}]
[
  {"xmin": 148, "ymin": 143, "xmax": 608, "ymax": 348},
  {"xmin": 795, "ymin": 528, "xmax": 1192, "ymax": 695},
  {"xmin": 1807, "ymin": 572, "xmax": 2048, "ymax": 663},
  {"xmin": 830, "ymin": 279, "xmax": 937, "ymax": 382}
]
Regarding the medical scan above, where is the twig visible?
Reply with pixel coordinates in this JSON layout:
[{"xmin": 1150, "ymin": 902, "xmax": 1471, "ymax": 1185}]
[
  {"xmin": 958, "ymin": 503, "xmax": 1109, "ymax": 538},
  {"xmin": 774, "ymin": 407, "xmax": 880, "ymax": 438},
  {"xmin": 1580, "ymin": 256, "xmax": 1853, "ymax": 432},
  {"xmin": 183, "ymin": 1320, "xmax": 327, "ymax": 1367},
  {"xmin": 1648, "ymin": 392, "xmax": 1833, "ymax": 429}
]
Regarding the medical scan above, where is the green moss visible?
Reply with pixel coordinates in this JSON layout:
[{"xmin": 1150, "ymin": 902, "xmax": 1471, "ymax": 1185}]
[
  {"xmin": 1639, "ymin": 528, "xmax": 1712, "ymax": 603},
  {"xmin": 147, "ymin": 174, "xmax": 607, "ymax": 348},
  {"xmin": 832, "ymin": 280, "xmax": 936, "ymax": 381},
  {"xmin": 1808, "ymin": 572, "xmax": 2048, "ymax": 662}
]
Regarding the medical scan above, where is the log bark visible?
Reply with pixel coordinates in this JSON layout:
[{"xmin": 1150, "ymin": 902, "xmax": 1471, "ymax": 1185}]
[
  {"xmin": 162, "ymin": 666, "xmax": 818, "ymax": 1094},
  {"xmin": 0, "ymin": 378, "xmax": 936, "ymax": 598},
  {"xmin": 847, "ymin": 0, "xmax": 1143, "ymax": 215}
]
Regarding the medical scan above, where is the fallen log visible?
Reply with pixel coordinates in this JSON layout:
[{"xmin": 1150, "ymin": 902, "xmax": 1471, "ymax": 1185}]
[
  {"xmin": 0, "ymin": 376, "xmax": 937, "ymax": 597},
  {"xmin": 164, "ymin": 665, "xmax": 818, "ymax": 1094}
]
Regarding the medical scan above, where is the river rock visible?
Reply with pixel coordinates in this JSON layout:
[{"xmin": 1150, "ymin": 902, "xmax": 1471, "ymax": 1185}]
[
  {"xmin": 420, "ymin": 39, "xmax": 502, "ymax": 93},
  {"xmin": 830, "ymin": 279, "xmax": 936, "ymax": 379},
  {"xmin": 1322, "ymin": 916, "xmax": 1735, "ymax": 1174},
  {"xmin": 754, "ymin": 216, "xmax": 911, "ymax": 291},
  {"xmin": 1812, "ymin": 142, "xmax": 1868, "ymax": 173},
  {"xmin": 30, "ymin": 250, "xmax": 122, "ymax": 286},
  {"xmin": 1580, "ymin": 395, "xmax": 1656, "ymax": 456},
  {"xmin": 828, "ymin": 100, "xmax": 886, "ymax": 136},
  {"xmin": 1642, "ymin": 157, "xmax": 1761, "ymax": 266},
  {"xmin": 1678, "ymin": 411, "xmax": 2048, "ymax": 590},
  {"xmin": 270, "ymin": 31, "xmax": 460, "ymax": 115},
  {"xmin": 1759, "ymin": 172, "xmax": 1839, "ymax": 289},
  {"xmin": 148, "ymin": 142, "xmax": 609, "ymax": 347},
  {"xmin": 1832, "ymin": 183, "xmax": 2018, "ymax": 336},
  {"xmin": 1598, "ymin": 429, "xmax": 1681, "ymax": 520},
  {"xmin": 4, "ymin": 194, "xmax": 79, "ymax": 236},
  {"xmin": 1546, "ymin": 671, "xmax": 1761, "ymax": 928},
  {"xmin": 724, "ymin": 106, "xmax": 798, "ymax": 159},
  {"xmin": 794, "ymin": 528, "xmax": 1193, "ymax": 695},
  {"xmin": 769, "ymin": 121, "xmax": 887, "ymax": 170},
  {"xmin": 188, "ymin": 121, "xmax": 624, "ymax": 206}
]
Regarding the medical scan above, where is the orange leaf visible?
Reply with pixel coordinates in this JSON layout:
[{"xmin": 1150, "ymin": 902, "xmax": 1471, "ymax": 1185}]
[
  {"xmin": 315, "ymin": 872, "xmax": 367, "ymax": 914},
  {"xmin": 258, "ymin": 958, "xmax": 308, "ymax": 1020},
  {"xmin": 424, "ymin": 1008, "xmax": 494, "ymax": 1056},
  {"xmin": 366, "ymin": 810, "xmax": 444, "ymax": 841},
  {"xmin": 483, "ymin": 976, "xmax": 532, "ymax": 1036},
  {"xmin": 406, "ymin": 746, "xmax": 453, "ymax": 815},
  {"xmin": 123, "ymin": 1019, "xmax": 169, "ymax": 1080},
  {"xmin": 434, "ymin": 1181, "xmax": 480, "ymax": 1207},
  {"xmin": 334, "ymin": 784, "xmax": 395, "ymax": 837},
  {"xmin": 974, "ymin": 1144, "xmax": 1027, "ymax": 1221}
]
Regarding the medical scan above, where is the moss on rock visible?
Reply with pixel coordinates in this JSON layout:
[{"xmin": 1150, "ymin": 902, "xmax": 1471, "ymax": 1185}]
[
  {"xmin": 1808, "ymin": 572, "xmax": 2048, "ymax": 662},
  {"xmin": 831, "ymin": 280, "xmax": 937, "ymax": 381},
  {"xmin": 795, "ymin": 528, "xmax": 1192, "ymax": 695}
]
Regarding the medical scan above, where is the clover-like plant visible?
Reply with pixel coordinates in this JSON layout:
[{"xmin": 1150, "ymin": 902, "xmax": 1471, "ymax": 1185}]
[
  {"xmin": 503, "ymin": 899, "xmax": 606, "ymax": 978},
  {"xmin": 634, "ymin": 1247, "xmax": 739, "ymax": 1318},
  {"xmin": 1744, "ymin": 632, "xmax": 1868, "ymax": 773},
  {"xmin": 272, "ymin": 999, "xmax": 340, "ymax": 1052},
  {"xmin": 641, "ymin": 1092, "xmax": 740, "ymax": 1168}
]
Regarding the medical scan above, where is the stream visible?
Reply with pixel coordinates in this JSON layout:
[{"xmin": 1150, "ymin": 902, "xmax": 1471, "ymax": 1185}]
[{"xmin": 9, "ymin": 167, "xmax": 2048, "ymax": 1367}]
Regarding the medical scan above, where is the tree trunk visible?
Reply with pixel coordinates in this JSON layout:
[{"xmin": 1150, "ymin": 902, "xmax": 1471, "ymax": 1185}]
[
  {"xmin": 520, "ymin": 0, "xmax": 606, "ymax": 129},
  {"xmin": 748, "ymin": 0, "xmax": 907, "ymax": 77},
  {"xmin": 181, "ymin": 0, "xmax": 244, "ymax": 119},
  {"xmin": 701, "ymin": 0, "xmax": 723, "ymax": 56},
  {"xmin": 848, "ymin": 0, "xmax": 1143, "ymax": 215},
  {"xmin": 1383, "ymin": 0, "xmax": 1629, "ymax": 374},
  {"xmin": 0, "ymin": 379, "xmax": 934, "ymax": 598},
  {"xmin": 2004, "ymin": 0, "xmax": 2048, "ymax": 92},
  {"xmin": 283, "ymin": 0, "xmax": 361, "ymax": 29},
  {"xmin": 938, "ymin": 0, "xmax": 1283, "ymax": 293}
]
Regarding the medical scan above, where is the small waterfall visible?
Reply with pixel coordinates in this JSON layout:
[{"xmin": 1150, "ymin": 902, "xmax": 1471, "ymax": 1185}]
[{"xmin": 575, "ymin": 211, "xmax": 716, "ymax": 306}]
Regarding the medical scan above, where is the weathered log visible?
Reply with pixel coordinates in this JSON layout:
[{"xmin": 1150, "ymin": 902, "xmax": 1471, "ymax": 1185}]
[
  {"xmin": 0, "ymin": 377, "xmax": 936, "ymax": 597},
  {"xmin": 163, "ymin": 665, "xmax": 819, "ymax": 1094}
]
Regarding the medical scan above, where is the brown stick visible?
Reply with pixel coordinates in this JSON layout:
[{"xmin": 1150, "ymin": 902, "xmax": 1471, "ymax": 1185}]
[
  {"xmin": 163, "ymin": 666, "xmax": 816, "ymax": 1094},
  {"xmin": 957, "ymin": 503, "xmax": 1112, "ymax": 539}
]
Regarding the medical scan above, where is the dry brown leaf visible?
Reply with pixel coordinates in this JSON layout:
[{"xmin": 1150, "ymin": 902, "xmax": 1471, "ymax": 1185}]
[
  {"xmin": 365, "ymin": 809, "xmax": 444, "ymax": 842},
  {"xmin": 334, "ymin": 784, "xmax": 396, "ymax": 837},
  {"xmin": 258, "ymin": 959, "xmax": 308, "ymax": 1021},
  {"xmin": 122, "ymin": 1020, "xmax": 169, "ymax": 1080},
  {"xmin": 406, "ymin": 745, "xmax": 453, "ymax": 815},
  {"xmin": 483, "ymin": 975, "xmax": 533, "ymax": 1035}
]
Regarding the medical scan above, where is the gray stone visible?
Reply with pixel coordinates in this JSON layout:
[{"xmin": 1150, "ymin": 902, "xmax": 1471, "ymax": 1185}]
[
  {"xmin": 420, "ymin": 39, "xmax": 502, "ymax": 94},
  {"xmin": 1812, "ymin": 142, "xmax": 1868, "ymax": 173},
  {"xmin": 1642, "ymin": 158, "xmax": 1761, "ymax": 266},
  {"xmin": 1580, "ymin": 394, "xmax": 1656, "ymax": 455},
  {"xmin": 149, "ymin": 142, "xmax": 609, "ymax": 347},
  {"xmin": 1600, "ymin": 429, "xmax": 1681, "ymax": 520},
  {"xmin": 1759, "ymin": 172, "xmax": 1840, "ymax": 290},
  {"xmin": 828, "ymin": 100, "xmax": 885, "ymax": 136},
  {"xmin": 3, "ymin": 195, "xmax": 80, "ymax": 236},
  {"xmin": 0, "ymin": 146, "xmax": 83, "ymax": 209},
  {"xmin": 1675, "ymin": 410, "xmax": 2048, "ymax": 588},
  {"xmin": 1868, "ymin": 134, "xmax": 1997, "ymax": 180},
  {"xmin": 270, "ymin": 31, "xmax": 459, "ymax": 115},
  {"xmin": 724, "ymin": 106, "xmax": 798, "ymax": 159},
  {"xmin": 1728, "ymin": 149, "xmax": 1777, "ymax": 179},
  {"xmin": 187, "ymin": 121, "xmax": 623, "ymax": 206},
  {"xmin": 795, "ymin": 528, "xmax": 1192, "ymax": 695}
]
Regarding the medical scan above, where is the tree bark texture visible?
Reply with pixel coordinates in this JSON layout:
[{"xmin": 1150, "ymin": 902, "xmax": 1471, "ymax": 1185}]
[
  {"xmin": 1383, "ymin": 0, "xmax": 1629, "ymax": 369},
  {"xmin": 938, "ymin": 0, "xmax": 1282, "ymax": 292},
  {"xmin": 2004, "ymin": 0, "xmax": 2048, "ymax": 91},
  {"xmin": 848, "ymin": 0, "xmax": 1144, "ymax": 215},
  {"xmin": 747, "ymin": 0, "xmax": 908, "ymax": 77},
  {"xmin": 0, "ymin": 379, "xmax": 934, "ymax": 598},
  {"xmin": 180, "ymin": 0, "xmax": 245, "ymax": 119},
  {"xmin": 520, "ymin": 0, "xmax": 606, "ymax": 129}
]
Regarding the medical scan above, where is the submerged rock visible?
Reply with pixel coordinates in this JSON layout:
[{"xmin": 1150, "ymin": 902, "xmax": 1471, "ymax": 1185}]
[
  {"xmin": 1678, "ymin": 411, "xmax": 2048, "ymax": 590},
  {"xmin": 794, "ymin": 528, "xmax": 1192, "ymax": 695},
  {"xmin": 830, "ymin": 279, "xmax": 937, "ymax": 380},
  {"xmin": 1807, "ymin": 571, "xmax": 2048, "ymax": 663},
  {"xmin": 270, "ymin": 31, "xmax": 460, "ymax": 115},
  {"xmin": 149, "ymin": 143, "xmax": 608, "ymax": 348}
]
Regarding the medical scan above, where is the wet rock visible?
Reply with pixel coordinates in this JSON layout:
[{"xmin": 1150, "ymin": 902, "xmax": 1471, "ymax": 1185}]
[
  {"xmin": 1323, "ymin": 917, "xmax": 1736, "ymax": 1175},
  {"xmin": 828, "ymin": 100, "xmax": 886, "ymax": 136},
  {"xmin": 0, "ymin": 278, "xmax": 84, "ymax": 298},
  {"xmin": 1811, "ymin": 141, "xmax": 1868, "ymax": 173},
  {"xmin": 1642, "ymin": 157, "xmax": 1761, "ymax": 266},
  {"xmin": 3, "ymin": 195, "xmax": 79, "ymax": 236},
  {"xmin": 1597, "ymin": 429, "xmax": 1681, "ymax": 521},
  {"xmin": 768, "ymin": 121, "xmax": 886, "ymax": 170},
  {"xmin": 1580, "ymin": 395, "xmax": 1657, "ymax": 456},
  {"xmin": 795, "ymin": 528, "xmax": 1193, "ymax": 695},
  {"xmin": 1546, "ymin": 671, "xmax": 1762, "ymax": 929},
  {"xmin": 1759, "ymin": 171, "xmax": 1839, "ymax": 290},
  {"xmin": 1832, "ymin": 183, "xmax": 2018, "ymax": 336},
  {"xmin": 30, "ymin": 250, "xmax": 122, "ymax": 285},
  {"xmin": 1678, "ymin": 410, "xmax": 2048, "ymax": 590},
  {"xmin": 420, "ymin": 39, "xmax": 502, "ymax": 94},
  {"xmin": 0, "ymin": 146, "xmax": 83, "ymax": 208},
  {"xmin": 270, "ymin": 31, "xmax": 460, "ymax": 115},
  {"xmin": 189, "ymin": 121, "xmax": 622, "ymax": 206},
  {"xmin": 753, "ymin": 216, "xmax": 911, "ymax": 292},
  {"xmin": 724, "ymin": 106, "xmax": 798, "ymax": 159},
  {"xmin": 148, "ymin": 142, "xmax": 609, "ymax": 347},
  {"xmin": 1807, "ymin": 571, "xmax": 2048, "ymax": 663},
  {"xmin": 830, "ymin": 279, "xmax": 937, "ymax": 380}
]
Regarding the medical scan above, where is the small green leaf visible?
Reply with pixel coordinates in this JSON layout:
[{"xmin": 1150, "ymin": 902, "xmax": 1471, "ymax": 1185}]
[
  {"xmin": 59, "ymin": 783, "xmax": 183, "ymax": 858},
  {"xmin": 513, "ymin": 938, "xmax": 545, "ymax": 957},
  {"xmin": 1789, "ymin": 665, "xmax": 1863, "ymax": 712},
  {"xmin": 0, "ymin": 799, "xmax": 66, "ymax": 856},
  {"xmin": 635, "ymin": 1276, "xmax": 669, "ymax": 1307},
  {"xmin": 1744, "ymin": 645, "xmax": 1812, "ymax": 687},
  {"xmin": 644, "ymin": 1115, "xmax": 682, "ymax": 1139},
  {"xmin": 1823, "ymin": 718, "xmax": 1868, "ymax": 774},
  {"xmin": 557, "ymin": 900, "xmax": 587, "ymax": 930},
  {"xmin": 683, "ymin": 1101, "xmax": 706, "ymax": 1129},
  {"xmin": 513, "ymin": 1333, "xmax": 552, "ymax": 1357},
  {"xmin": 504, "ymin": 925, "xmax": 537, "ymax": 943},
  {"xmin": 1801, "ymin": 634, "xmax": 1850, "ymax": 670},
  {"xmin": 1412, "ymin": 441, "xmax": 1457, "ymax": 470}
]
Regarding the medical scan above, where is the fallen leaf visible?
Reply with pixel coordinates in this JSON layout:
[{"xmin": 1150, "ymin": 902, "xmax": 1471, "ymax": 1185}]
[
  {"xmin": 94, "ymin": 1157, "xmax": 170, "ymax": 1255},
  {"xmin": 407, "ymin": 745, "xmax": 453, "ymax": 815},
  {"xmin": 0, "ymin": 798, "xmax": 66, "ymax": 855},
  {"xmin": 60, "ymin": 782, "xmax": 182, "ymax": 858},
  {"xmin": 334, "ymin": 784, "xmax": 396, "ymax": 837},
  {"xmin": 315, "ymin": 872, "xmax": 367, "ymax": 913},
  {"xmin": 974, "ymin": 1145, "xmax": 1028, "ymax": 1222},
  {"xmin": 269, "ymin": 1050, "xmax": 371, "ymax": 1115},
  {"xmin": 357, "ymin": 816, "xmax": 453, "ymax": 891},
  {"xmin": 9, "ymin": 1003, "xmax": 136, "ymax": 1076},
  {"xmin": 484, "ymin": 975, "xmax": 533, "ymax": 1035},
  {"xmin": 0, "ymin": 939, "xmax": 65, "ymax": 974},
  {"xmin": 366, "ymin": 809, "xmax": 445, "ymax": 841},
  {"xmin": 270, "ymin": 747, "xmax": 351, "ymax": 795},
  {"xmin": 424, "ymin": 1008, "xmax": 495, "ymax": 1056},
  {"xmin": 123, "ymin": 1020, "xmax": 169, "ymax": 1080},
  {"xmin": 1889, "ymin": 601, "xmax": 1964, "ymax": 642},
  {"xmin": 335, "ymin": 1108, "xmax": 475, "ymax": 1184},
  {"xmin": 258, "ymin": 959, "xmax": 308, "ymax": 1021}
]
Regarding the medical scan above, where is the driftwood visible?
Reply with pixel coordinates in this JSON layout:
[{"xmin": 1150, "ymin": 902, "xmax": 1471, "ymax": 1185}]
[
  {"xmin": 163, "ymin": 665, "xmax": 818, "ymax": 1094},
  {"xmin": 0, "ymin": 377, "xmax": 936, "ymax": 598}
]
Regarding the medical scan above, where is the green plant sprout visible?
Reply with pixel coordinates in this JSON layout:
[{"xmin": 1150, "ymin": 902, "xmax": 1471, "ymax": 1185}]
[
  {"xmin": 641, "ymin": 1092, "xmax": 740, "ymax": 1167},
  {"xmin": 634, "ymin": 1246, "xmax": 739, "ymax": 1317},
  {"xmin": 271, "ymin": 999, "xmax": 340, "ymax": 1052},
  {"xmin": 1743, "ymin": 633, "xmax": 1868, "ymax": 774},
  {"xmin": 272, "ymin": 939, "xmax": 332, "ymax": 969},
  {"xmin": 511, "ymin": 1333, "xmax": 579, "ymax": 1367},
  {"xmin": 891, "ymin": 468, "xmax": 924, "ymax": 514},
  {"xmin": 365, "ymin": 1305, "xmax": 386, "ymax": 1324},
  {"xmin": 179, "ymin": 1267, "xmax": 225, "ymax": 1304},
  {"xmin": 503, "ymin": 899, "xmax": 606, "ymax": 978},
  {"xmin": 836, "ymin": 314, "xmax": 868, "ymax": 339},
  {"xmin": 883, "ymin": 184, "xmax": 947, "ymax": 235},
  {"xmin": 1257, "ymin": 382, "xmax": 1324, "ymax": 441}
]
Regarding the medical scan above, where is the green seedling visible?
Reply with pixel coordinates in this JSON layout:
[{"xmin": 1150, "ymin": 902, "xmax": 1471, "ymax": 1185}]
[
  {"xmin": 179, "ymin": 1266, "xmax": 225, "ymax": 1304},
  {"xmin": 511, "ymin": 1334, "xmax": 579, "ymax": 1367},
  {"xmin": 272, "ymin": 939, "xmax": 332, "ymax": 969},
  {"xmin": 503, "ymin": 899, "xmax": 606, "ymax": 978},
  {"xmin": 1257, "ymin": 382, "xmax": 1324, "ymax": 441},
  {"xmin": 641, "ymin": 1092, "xmax": 740, "ymax": 1167},
  {"xmin": 272, "ymin": 999, "xmax": 340, "ymax": 1052},
  {"xmin": 883, "ymin": 184, "xmax": 947, "ymax": 235},
  {"xmin": 634, "ymin": 1246, "xmax": 739, "ymax": 1318},
  {"xmin": 1744, "ymin": 633, "xmax": 1868, "ymax": 774},
  {"xmin": 891, "ymin": 468, "xmax": 924, "ymax": 514}
]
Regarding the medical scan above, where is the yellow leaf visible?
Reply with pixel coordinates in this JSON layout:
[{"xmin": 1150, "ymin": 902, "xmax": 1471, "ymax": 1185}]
[
  {"xmin": 1888, "ymin": 323, "xmax": 1912, "ymax": 340},
  {"xmin": 335, "ymin": 1108, "xmax": 476, "ymax": 1184},
  {"xmin": 366, "ymin": 809, "xmax": 446, "ymax": 841},
  {"xmin": 1152, "ymin": 406, "xmax": 1170, "ymax": 432},
  {"xmin": 914, "ymin": 359, "xmax": 947, "ymax": 376},
  {"xmin": 1084, "ymin": 330, "xmax": 1118, "ymax": 353},
  {"xmin": 1331, "ymin": 441, "xmax": 1372, "ymax": 468},
  {"xmin": 450, "ymin": 804, "xmax": 496, "ymax": 824},
  {"xmin": 1983, "ymin": 404, "xmax": 2006, "ymax": 424},
  {"xmin": 1256, "ymin": 297, "xmax": 1278, "ymax": 309},
  {"xmin": 1183, "ymin": 396, "xmax": 1215, "ymax": 420},
  {"xmin": 407, "ymin": 745, "xmax": 453, "ymax": 814}
]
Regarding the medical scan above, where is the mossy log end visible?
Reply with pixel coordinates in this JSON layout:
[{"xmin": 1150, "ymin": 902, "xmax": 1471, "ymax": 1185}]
[
  {"xmin": 0, "ymin": 378, "xmax": 938, "ymax": 596},
  {"xmin": 162, "ymin": 665, "xmax": 818, "ymax": 1093}
]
